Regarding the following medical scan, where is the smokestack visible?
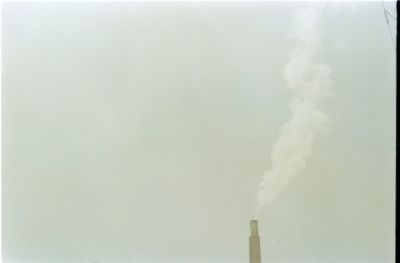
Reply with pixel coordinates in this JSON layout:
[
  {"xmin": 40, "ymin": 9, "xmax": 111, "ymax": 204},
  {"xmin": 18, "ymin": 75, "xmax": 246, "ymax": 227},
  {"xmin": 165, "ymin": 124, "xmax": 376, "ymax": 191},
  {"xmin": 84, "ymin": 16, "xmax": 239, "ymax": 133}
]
[{"xmin": 249, "ymin": 220, "xmax": 261, "ymax": 263}]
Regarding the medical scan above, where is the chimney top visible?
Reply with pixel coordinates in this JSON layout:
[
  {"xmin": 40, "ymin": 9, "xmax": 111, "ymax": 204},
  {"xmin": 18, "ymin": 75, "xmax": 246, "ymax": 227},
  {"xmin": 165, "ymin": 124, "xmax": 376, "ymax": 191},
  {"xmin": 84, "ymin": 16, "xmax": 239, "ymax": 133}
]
[{"xmin": 250, "ymin": 220, "xmax": 259, "ymax": 236}]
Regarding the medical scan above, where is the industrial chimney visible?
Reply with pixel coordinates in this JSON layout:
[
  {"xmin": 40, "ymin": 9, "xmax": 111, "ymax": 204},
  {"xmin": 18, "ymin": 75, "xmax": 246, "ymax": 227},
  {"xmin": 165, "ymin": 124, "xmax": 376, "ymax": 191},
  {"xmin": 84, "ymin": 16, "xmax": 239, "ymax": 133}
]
[{"xmin": 249, "ymin": 220, "xmax": 261, "ymax": 263}]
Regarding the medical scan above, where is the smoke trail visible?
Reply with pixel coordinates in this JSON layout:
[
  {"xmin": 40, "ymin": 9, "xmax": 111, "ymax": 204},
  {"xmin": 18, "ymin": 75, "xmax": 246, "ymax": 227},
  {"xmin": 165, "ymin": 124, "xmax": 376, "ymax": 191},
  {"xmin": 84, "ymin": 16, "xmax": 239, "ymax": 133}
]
[{"xmin": 255, "ymin": 7, "xmax": 332, "ymax": 217}]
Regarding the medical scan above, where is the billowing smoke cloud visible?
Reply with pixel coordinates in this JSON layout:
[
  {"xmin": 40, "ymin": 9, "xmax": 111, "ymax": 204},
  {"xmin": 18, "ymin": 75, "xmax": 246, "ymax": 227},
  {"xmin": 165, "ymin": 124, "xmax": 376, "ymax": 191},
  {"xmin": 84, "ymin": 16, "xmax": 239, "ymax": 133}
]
[{"xmin": 255, "ymin": 7, "xmax": 332, "ymax": 217}]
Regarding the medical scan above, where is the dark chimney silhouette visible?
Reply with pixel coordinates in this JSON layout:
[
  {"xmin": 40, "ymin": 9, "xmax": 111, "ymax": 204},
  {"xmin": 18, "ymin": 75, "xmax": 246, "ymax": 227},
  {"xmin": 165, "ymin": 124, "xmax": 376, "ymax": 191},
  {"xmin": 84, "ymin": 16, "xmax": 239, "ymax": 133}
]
[{"xmin": 249, "ymin": 220, "xmax": 261, "ymax": 263}]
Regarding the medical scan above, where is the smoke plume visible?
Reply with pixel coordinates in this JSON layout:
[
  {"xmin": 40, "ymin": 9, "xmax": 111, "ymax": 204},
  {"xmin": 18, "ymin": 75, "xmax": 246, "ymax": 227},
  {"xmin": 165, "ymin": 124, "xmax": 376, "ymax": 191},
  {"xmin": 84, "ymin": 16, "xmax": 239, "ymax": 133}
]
[{"xmin": 255, "ymin": 7, "xmax": 332, "ymax": 217}]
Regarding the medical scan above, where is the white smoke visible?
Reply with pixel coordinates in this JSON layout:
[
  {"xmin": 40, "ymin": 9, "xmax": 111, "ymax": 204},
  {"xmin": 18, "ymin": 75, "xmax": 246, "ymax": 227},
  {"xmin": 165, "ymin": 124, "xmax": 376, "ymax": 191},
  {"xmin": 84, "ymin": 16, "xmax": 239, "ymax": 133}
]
[{"xmin": 255, "ymin": 7, "xmax": 332, "ymax": 217}]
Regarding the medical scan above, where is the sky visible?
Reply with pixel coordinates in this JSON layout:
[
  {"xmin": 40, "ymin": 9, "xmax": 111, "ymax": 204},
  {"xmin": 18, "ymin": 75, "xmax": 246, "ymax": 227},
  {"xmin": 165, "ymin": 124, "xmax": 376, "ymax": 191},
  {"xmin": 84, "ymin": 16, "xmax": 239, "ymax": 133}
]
[{"xmin": 2, "ymin": 1, "xmax": 396, "ymax": 263}]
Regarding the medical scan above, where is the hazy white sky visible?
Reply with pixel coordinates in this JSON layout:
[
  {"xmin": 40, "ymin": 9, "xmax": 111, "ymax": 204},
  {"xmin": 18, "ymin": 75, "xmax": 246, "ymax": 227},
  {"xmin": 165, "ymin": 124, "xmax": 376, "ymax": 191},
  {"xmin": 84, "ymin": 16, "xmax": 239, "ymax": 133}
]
[{"xmin": 2, "ymin": 1, "xmax": 396, "ymax": 263}]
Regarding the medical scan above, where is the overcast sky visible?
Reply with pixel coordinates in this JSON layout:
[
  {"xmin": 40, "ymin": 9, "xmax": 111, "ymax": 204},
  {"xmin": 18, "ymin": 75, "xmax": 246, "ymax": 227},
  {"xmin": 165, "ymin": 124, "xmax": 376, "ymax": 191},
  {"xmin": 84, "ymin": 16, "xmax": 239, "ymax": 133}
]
[{"xmin": 2, "ymin": 1, "xmax": 396, "ymax": 263}]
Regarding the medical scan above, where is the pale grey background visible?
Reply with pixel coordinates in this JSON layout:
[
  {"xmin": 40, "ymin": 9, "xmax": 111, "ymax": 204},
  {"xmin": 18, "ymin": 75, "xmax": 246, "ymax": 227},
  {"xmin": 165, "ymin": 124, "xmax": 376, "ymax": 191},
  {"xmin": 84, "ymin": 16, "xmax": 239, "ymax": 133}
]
[{"xmin": 2, "ymin": 1, "xmax": 396, "ymax": 263}]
